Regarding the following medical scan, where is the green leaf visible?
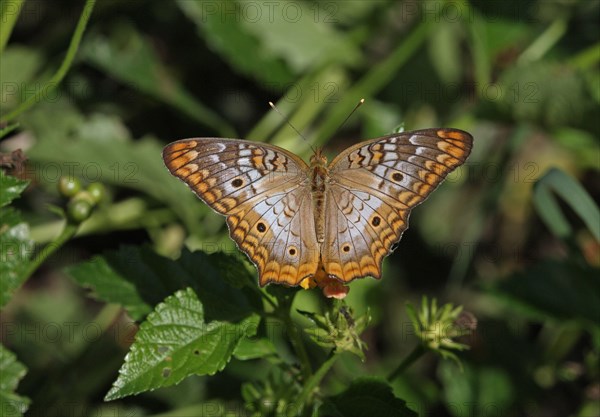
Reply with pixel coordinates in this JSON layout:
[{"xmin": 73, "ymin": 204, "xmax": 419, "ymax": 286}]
[
  {"xmin": 553, "ymin": 128, "xmax": 600, "ymax": 171},
  {"xmin": 495, "ymin": 62, "xmax": 592, "ymax": 127},
  {"xmin": 67, "ymin": 246, "xmax": 260, "ymax": 321},
  {"xmin": 487, "ymin": 261, "xmax": 600, "ymax": 326},
  {"xmin": 67, "ymin": 246, "xmax": 260, "ymax": 322},
  {"xmin": 238, "ymin": 2, "xmax": 361, "ymax": 73},
  {"xmin": 177, "ymin": 0, "xmax": 361, "ymax": 84},
  {"xmin": 0, "ymin": 171, "xmax": 29, "ymax": 208},
  {"xmin": 233, "ymin": 337, "xmax": 277, "ymax": 360},
  {"xmin": 0, "ymin": 46, "xmax": 43, "ymax": 113},
  {"xmin": 533, "ymin": 168, "xmax": 600, "ymax": 241},
  {"xmin": 66, "ymin": 251, "xmax": 154, "ymax": 321},
  {"xmin": 0, "ymin": 344, "xmax": 30, "ymax": 417},
  {"xmin": 318, "ymin": 377, "xmax": 417, "ymax": 417},
  {"xmin": 429, "ymin": 23, "xmax": 463, "ymax": 84},
  {"xmin": 177, "ymin": 0, "xmax": 292, "ymax": 84},
  {"xmin": 23, "ymin": 102, "xmax": 205, "ymax": 235},
  {"xmin": 0, "ymin": 173, "xmax": 33, "ymax": 308},
  {"xmin": 104, "ymin": 288, "xmax": 259, "ymax": 400},
  {"xmin": 438, "ymin": 362, "xmax": 514, "ymax": 417},
  {"xmin": 80, "ymin": 22, "xmax": 235, "ymax": 137}
]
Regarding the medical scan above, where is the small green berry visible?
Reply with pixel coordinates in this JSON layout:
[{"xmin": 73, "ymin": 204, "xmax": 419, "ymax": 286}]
[
  {"xmin": 67, "ymin": 199, "xmax": 92, "ymax": 223},
  {"xmin": 72, "ymin": 190, "xmax": 96, "ymax": 206},
  {"xmin": 58, "ymin": 176, "xmax": 81, "ymax": 197},
  {"xmin": 87, "ymin": 182, "xmax": 106, "ymax": 204}
]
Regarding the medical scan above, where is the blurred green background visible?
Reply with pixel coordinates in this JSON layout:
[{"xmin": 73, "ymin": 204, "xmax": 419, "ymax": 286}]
[{"xmin": 1, "ymin": 0, "xmax": 598, "ymax": 416}]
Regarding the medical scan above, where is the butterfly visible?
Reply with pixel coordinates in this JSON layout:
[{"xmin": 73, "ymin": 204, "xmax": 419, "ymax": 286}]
[{"xmin": 163, "ymin": 128, "xmax": 472, "ymax": 298}]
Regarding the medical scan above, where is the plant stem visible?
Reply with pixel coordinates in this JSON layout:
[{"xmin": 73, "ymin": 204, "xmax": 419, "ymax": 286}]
[
  {"xmin": 0, "ymin": 122, "xmax": 19, "ymax": 139},
  {"xmin": 569, "ymin": 41, "xmax": 600, "ymax": 70},
  {"xmin": 1, "ymin": 0, "xmax": 97, "ymax": 123},
  {"xmin": 247, "ymin": 284, "xmax": 278, "ymax": 311},
  {"xmin": 387, "ymin": 345, "xmax": 426, "ymax": 382},
  {"xmin": 293, "ymin": 351, "xmax": 340, "ymax": 416},
  {"xmin": 0, "ymin": 0, "xmax": 25, "ymax": 54},
  {"xmin": 23, "ymin": 221, "xmax": 79, "ymax": 279},
  {"xmin": 284, "ymin": 313, "xmax": 313, "ymax": 380}
]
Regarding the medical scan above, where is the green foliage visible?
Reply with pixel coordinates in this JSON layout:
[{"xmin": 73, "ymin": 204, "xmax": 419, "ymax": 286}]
[
  {"xmin": 105, "ymin": 288, "xmax": 259, "ymax": 400},
  {"xmin": 0, "ymin": 171, "xmax": 28, "ymax": 207},
  {"xmin": 533, "ymin": 168, "xmax": 600, "ymax": 241},
  {"xmin": 0, "ymin": 343, "xmax": 30, "ymax": 417},
  {"xmin": 319, "ymin": 377, "xmax": 417, "ymax": 417},
  {"xmin": 405, "ymin": 297, "xmax": 473, "ymax": 367},
  {"xmin": 488, "ymin": 261, "xmax": 600, "ymax": 326},
  {"xmin": 1, "ymin": 0, "xmax": 598, "ymax": 416},
  {"xmin": 300, "ymin": 304, "xmax": 371, "ymax": 361},
  {"xmin": 67, "ymin": 246, "xmax": 259, "ymax": 321},
  {"xmin": 0, "ymin": 173, "xmax": 32, "ymax": 308},
  {"xmin": 438, "ymin": 362, "xmax": 514, "ymax": 417}
]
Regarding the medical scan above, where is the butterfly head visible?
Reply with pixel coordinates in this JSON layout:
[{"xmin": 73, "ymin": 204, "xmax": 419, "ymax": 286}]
[{"xmin": 309, "ymin": 148, "xmax": 328, "ymax": 167}]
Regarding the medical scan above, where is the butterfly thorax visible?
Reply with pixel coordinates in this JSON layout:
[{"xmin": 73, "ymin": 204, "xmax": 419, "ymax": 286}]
[{"xmin": 309, "ymin": 149, "xmax": 329, "ymax": 244}]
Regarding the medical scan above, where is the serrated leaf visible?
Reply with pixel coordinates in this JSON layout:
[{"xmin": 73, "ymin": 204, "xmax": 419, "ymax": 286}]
[
  {"xmin": 0, "ymin": 176, "xmax": 33, "ymax": 307},
  {"xmin": 0, "ymin": 172, "xmax": 29, "ymax": 208},
  {"xmin": 318, "ymin": 377, "xmax": 417, "ymax": 417},
  {"xmin": 67, "ymin": 246, "xmax": 260, "ymax": 322},
  {"xmin": 0, "ymin": 345, "xmax": 30, "ymax": 417},
  {"xmin": 105, "ymin": 288, "xmax": 259, "ymax": 400}
]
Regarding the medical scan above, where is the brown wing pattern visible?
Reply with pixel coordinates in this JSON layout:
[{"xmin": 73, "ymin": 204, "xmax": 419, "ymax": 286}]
[
  {"xmin": 322, "ymin": 128, "xmax": 473, "ymax": 282},
  {"xmin": 162, "ymin": 138, "xmax": 319, "ymax": 286}
]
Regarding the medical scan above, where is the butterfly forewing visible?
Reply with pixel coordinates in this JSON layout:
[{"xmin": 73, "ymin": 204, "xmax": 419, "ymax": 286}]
[
  {"xmin": 322, "ymin": 128, "xmax": 473, "ymax": 282},
  {"xmin": 162, "ymin": 138, "xmax": 320, "ymax": 286}
]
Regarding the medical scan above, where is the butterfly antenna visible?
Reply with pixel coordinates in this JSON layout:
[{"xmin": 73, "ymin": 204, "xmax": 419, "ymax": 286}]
[
  {"xmin": 333, "ymin": 98, "xmax": 365, "ymax": 137},
  {"xmin": 268, "ymin": 101, "xmax": 316, "ymax": 153}
]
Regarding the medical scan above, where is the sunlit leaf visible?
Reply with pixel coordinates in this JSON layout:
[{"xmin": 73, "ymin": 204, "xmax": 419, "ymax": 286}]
[
  {"xmin": 0, "ymin": 173, "xmax": 32, "ymax": 308},
  {"xmin": 105, "ymin": 288, "xmax": 259, "ymax": 400},
  {"xmin": 0, "ymin": 344, "xmax": 30, "ymax": 417},
  {"xmin": 0, "ymin": 171, "xmax": 28, "ymax": 208}
]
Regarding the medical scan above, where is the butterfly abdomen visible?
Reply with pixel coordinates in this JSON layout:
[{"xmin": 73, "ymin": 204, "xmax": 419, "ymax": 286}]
[{"xmin": 310, "ymin": 156, "xmax": 329, "ymax": 244}]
